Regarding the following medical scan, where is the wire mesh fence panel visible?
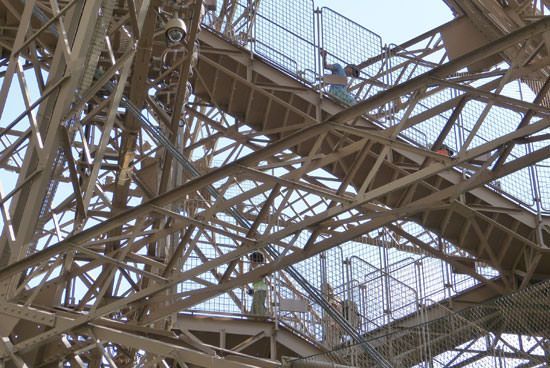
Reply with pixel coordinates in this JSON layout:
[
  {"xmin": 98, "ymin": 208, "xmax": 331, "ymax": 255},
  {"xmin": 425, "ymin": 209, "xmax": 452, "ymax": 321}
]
[
  {"xmin": 419, "ymin": 258, "xmax": 450, "ymax": 303},
  {"xmin": 402, "ymin": 88, "xmax": 458, "ymax": 147},
  {"xmin": 475, "ymin": 105, "xmax": 523, "ymax": 146},
  {"xmin": 537, "ymin": 160, "xmax": 550, "ymax": 211},
  {"xmin": 383, "ymin": 52, "xmax": 436, "ymax": 86},
  {"xmin": 497, "ymin": 164, "xmax": 535, "ymax": 204},
  {"xmin": 203, "ymin": 0, "xmax": 251, "ymax": 41},
  {"xmin": 277, "ymin": 276, "xmax": 325, "ymax": 342},
  {"xmin": 386, "ymin": 276, "xmax": 418, "ymax": 322},
  {"xmin": 320, "ymin": 7, "xmax": 382, "ymax": 67},
  {"xmin": 182, "ymin": 3, "xmax": 550, "ymax": 359},
  {"xmin": 455, "ymin": 100, "xmax": 538, "ymax": 208},
  {"xmin": 290, "ymin": 279, "xmax": 550, "ymax": 368},
  {"xmin": 472, "ymin": 106, "xmax": 537, "ymax": 206},
  {"xmin": 322, "ymin": 246, "xmax": 346, "ymax": 289},
  {"xmin": 319, "ymin": 7, "xmax": 384, "ymax": 104},
  {"xmin": 254, "ymin": 40, "xmax": 300, "ymax": 75},
  {"xmin": 349, "ymin": 256, "xmax": 379, "ymax": 284},
  {"xmin": 254, "ymin": 0, "xmax": 316, "ymax": 82},
  {"xmin": 387, "ymin": 258, "xmax": 417, "ymax": 287},
  {"xmin": 360, "ymin": 279, "xmax": 387, "ymax": 332},
  {"xmin": 275, "ymin": 233, "xmax": 327, "ymax": 341},
  {"xmin": 448, "ymin": 270, "xmax": 479, "ymax": 295},
  {"xmin": 191, "ymin": 288, "xmax": 249, "ymax": 315},
  {"xmin": 363, "ymin": 270, "xmax": 391, "ymax": 331}
]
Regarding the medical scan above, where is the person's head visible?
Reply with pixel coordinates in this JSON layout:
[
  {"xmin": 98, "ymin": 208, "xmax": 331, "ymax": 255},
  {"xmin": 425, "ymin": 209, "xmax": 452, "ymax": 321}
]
[
  {"xmin": 436, "ymin": 145, "xmax": 454, "ymax": 157},
  {"xmin": 345, "ymin": 64, "xmax": 360, "ymax": 78},
  {"xmin": 321, "ymin": 282, "xmax": 334, "ymax": 296},
  {"xmin": 250, "ymin": 251, "xmax": 265, "ymax": 268}
]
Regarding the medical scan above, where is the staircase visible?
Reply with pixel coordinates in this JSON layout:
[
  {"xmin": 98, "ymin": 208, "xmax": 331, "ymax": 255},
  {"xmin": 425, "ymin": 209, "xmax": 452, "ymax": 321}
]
[
  {"xmin": 0, "ymin": 1, "xmax": 549, "ymax": 367},
  {"xmin": 194, "ymin": 26, "xmax": 550, "ymax": 285},
  {"xmin": 291, "ymin": 280, "xmax": 550, "ymax": 367}
]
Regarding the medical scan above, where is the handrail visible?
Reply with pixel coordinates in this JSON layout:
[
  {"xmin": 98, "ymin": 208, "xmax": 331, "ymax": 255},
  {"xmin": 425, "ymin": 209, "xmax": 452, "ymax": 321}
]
[
  {"xmin": 202, "ymin": 1, "xmax": 550, "ymax": 216},
  {"xmin": 291, "ymin": 279, "xmax": 550, "ymax": 366}
]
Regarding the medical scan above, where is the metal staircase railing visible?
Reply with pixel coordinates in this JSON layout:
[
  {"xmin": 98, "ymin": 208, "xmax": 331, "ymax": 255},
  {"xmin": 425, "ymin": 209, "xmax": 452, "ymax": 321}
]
[
  {"xmin": 289, "ymin": 279, "xmax": 550, "ymax": 367},
  {"xmin": 110, "ymin": 80, "xmax": 394, "ymax": 367},
  {"xmin": 273, "ymin": 246, "xmax": 488, "ymax": 345},
  {"xmin": 91, "ymin": 3, "xmax": 550, "ymax": 366},
  {"xmin": 203, "ymin": 0, "xmax": 549, "ymax": 217}
]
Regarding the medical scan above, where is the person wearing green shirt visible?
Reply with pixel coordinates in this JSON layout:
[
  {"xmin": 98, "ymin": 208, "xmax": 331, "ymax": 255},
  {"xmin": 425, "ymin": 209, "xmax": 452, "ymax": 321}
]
[{"xmin": 249, "ymin": 251, "xmax": 268, "ymax": 316}]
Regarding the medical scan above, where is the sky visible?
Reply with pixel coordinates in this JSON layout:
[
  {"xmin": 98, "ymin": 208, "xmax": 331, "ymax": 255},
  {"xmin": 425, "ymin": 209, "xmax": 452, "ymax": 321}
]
[{"xmin": 314, "ymin": 0, "xmax": 454, "ymax": 45}]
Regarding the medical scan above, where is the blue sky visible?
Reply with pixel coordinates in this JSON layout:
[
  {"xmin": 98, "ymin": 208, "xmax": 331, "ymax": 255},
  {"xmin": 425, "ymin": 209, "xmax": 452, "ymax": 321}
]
[{"xmin": 314, "ymin": 0, "xmax": 453, "ymax": 44}]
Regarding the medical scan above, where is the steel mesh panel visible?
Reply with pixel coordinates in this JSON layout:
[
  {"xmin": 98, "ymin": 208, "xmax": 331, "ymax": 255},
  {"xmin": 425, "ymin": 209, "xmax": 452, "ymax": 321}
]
[
  {"xmin": 323, "ymin": 246, "xmax": 346, "ymax": 289},
  {"xmin": 474, "ymin": 106, "xmax": 523, "ymax": 150},
  {"xmin": 399, "ymin": 88, "xmax": 458, "ymax": 148},
  {"xmin": 254, "ymin": 0, "xmax": 316, "ymax": 81},
  {"xmin": 391, "ymin": 223, "xmax": 481, "ymax": 298},
  {"xmin": 292, "ymin": 280, "xmax": 550, "ymax": 367},
  {"xmin": 457, "ymin": 101, "xmax": 537, "ymax": 207},
  {"xmin": 498, "ymin": 166, "xmax": 536, "ymax": 205},
  {"xmin": 349, "ymin": 256, "xmax": 379, "ymax": 280},
  {"xmin": 384, "ymin": 53, "xmax": 435, "ymax": 86},
  {"xmin": 386, "ymin": 258, "xmax": 416, "ymax": 285},
  {"xmin": 205, "ymin": 1, "xmax": 546, "ymax": 213},
  {"xmin": 537, "ymin": 160, "xmax": 550, "ymax": 211},
  {"xmin": 349, "ymin": 256, "xmax": 381, "ymax": 332},
  {"xmin": 320, "ymin": 7, "xmax": 382, "ymax": 66},
  {"xmin": 363, "ymin": 273, "xmax": 387, "ymax": 330},
  {"xmin": 279, "ymin": 235, "xmax": 325, "ymax": 341},
  {"xmin": 386, "ymin": 276, "xmax": 418, "ymax": 321},
  {"xmin": 459, "ymin": 100, "xmax": 487, "ymax": 148},
  {"xmin": 254, "ymin": 40, "xmax": 299, "ymax": 75},
  {"xmin": 320, "ymin": 7, "xmax": 383, "ymax": 102},
  {"xmin": 404, "ymin": 115, "xmax": 446, "ymax": 148}
]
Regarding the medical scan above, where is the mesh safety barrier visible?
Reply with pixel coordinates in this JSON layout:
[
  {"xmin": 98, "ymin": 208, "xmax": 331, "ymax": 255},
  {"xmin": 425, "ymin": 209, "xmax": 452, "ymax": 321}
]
[
  {"xmin": 203, "ymin": 0, "xmax": 548, "ymax": 215},
  {"xmin": 254, "ymin": 0, "xmax": 316, "ymax": 81},
  {"xmin": 288, "ymin": 280, "xmax": 550, "ymax": 367}
]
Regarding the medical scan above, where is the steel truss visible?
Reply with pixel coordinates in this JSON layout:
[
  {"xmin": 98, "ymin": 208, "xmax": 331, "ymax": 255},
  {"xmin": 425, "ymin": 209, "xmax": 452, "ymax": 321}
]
[{"xmin": 0, "ymin": 0, "xmax": 549, "ymax": 367}]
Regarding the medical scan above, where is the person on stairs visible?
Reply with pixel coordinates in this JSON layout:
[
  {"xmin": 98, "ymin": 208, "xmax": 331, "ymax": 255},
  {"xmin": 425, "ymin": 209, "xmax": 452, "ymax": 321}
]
[
  {"xmin": 320, "ymin": 49, "xmax": 360, "ymax": 105},
  {"xmin": 248, "ymin": 251, "xmax": 268, "ymax": 316}
]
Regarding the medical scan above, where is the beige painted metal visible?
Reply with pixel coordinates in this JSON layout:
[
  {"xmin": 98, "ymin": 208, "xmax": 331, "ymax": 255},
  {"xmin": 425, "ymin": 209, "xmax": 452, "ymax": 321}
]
[{"xmin": 0, "ymin": 0, "xmax": 548, "ymax": 366}]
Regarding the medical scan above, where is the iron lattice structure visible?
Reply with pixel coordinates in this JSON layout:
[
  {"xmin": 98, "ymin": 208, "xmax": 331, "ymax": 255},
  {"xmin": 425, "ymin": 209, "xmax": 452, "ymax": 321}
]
[{"xmin": 0, "ymin": 0, "xmax": 549, "ymax": 367}]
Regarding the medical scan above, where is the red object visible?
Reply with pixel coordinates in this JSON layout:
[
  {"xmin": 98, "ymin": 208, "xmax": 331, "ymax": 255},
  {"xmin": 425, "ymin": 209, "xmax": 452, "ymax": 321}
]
[{"xmin": 435, "ymin": 148, "xmax": 451, "ymax": 157}]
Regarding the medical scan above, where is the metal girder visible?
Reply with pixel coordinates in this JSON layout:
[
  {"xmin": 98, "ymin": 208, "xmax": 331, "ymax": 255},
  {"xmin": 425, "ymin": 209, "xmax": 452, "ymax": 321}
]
[
  {"xmin": 88, "ymin": 324, "xmax": 264, "ymax": 368},
  {"xmin": 0, "ymin": 0, "xmax": 549, "ymax": 366}
]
